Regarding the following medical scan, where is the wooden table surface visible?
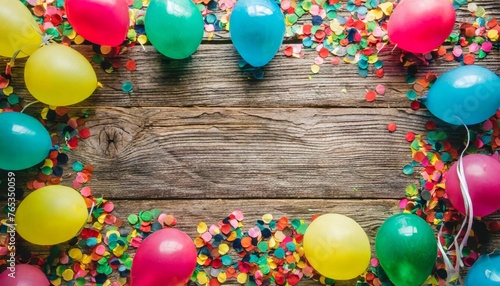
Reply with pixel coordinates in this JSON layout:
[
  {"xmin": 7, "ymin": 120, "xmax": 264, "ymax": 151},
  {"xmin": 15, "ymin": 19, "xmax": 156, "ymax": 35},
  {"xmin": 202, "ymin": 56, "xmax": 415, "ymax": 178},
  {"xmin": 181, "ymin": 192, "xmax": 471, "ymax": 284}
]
[{"xmin": 1, "ymin": 0, "xmax": 500, "ymax": 285}]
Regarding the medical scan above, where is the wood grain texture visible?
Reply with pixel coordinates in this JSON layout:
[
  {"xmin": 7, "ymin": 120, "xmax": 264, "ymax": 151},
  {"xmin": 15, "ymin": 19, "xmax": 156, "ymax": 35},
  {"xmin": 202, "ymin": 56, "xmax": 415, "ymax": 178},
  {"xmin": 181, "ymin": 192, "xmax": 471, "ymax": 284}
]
[
  {"xmin": 25, "ymin": 106, "xmax": 464, "ymax": 200},
  {"xmin": 4, "ymin": 44, "xmax": 499, "ymax": 109}
]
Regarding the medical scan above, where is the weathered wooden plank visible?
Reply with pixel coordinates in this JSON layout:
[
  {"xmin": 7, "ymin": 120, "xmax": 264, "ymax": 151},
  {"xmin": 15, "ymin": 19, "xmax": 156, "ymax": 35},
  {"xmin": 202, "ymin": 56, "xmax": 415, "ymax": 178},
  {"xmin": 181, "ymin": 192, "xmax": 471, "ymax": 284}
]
[
  {"xmin": 1, "ymin": 199, "xmax": 498, "ymax": 285},
  {"xmin": 5, "ymin": 43, "xmax": 499, "ymax": 109},
  {"xmin": 2, "ymin": 106, "xmax": 461, "ymax": 200}
]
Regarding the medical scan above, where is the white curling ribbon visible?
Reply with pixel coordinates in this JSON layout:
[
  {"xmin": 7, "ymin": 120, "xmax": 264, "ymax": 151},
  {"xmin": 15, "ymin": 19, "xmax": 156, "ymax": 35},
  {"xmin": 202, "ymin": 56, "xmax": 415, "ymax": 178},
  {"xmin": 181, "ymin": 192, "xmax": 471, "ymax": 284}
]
[{"xmin": 437, "ymin": 117, "xmax": 474, "ymax": 285}]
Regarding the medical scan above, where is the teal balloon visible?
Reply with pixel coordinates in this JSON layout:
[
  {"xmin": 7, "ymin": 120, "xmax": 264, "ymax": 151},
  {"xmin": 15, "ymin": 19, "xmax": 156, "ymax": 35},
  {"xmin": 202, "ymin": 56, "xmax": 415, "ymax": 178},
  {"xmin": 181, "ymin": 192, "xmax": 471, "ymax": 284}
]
[
  {"xmin": 375, "ymin": 213, "xmax": 437, "ymax": 286},
  {"xmin": 230, "ymin": 0, "xmax": 285, "ymax": 67},
  {"xmin": 465, "ymin": 251, "xmax": 500, "ymax": 285},
  {"xmin": 0, "ymin": 112, "xmax": 52, "ymax": 171},
  {"xmin": 145, "ymin": 0, "xmax": 204, "ymax": 59},
  {"xmin": 426, "ymin": 65, "xmax": 500, "ymax": 125}
]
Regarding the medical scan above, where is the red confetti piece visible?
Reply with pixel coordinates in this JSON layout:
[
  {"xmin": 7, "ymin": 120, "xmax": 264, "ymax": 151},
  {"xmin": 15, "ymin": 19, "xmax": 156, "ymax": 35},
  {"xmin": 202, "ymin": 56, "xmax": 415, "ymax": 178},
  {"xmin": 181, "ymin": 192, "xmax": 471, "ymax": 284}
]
[
  {"xmin": 410, "ymin": 101, "xmax": 420, "ymax": 110},
  {"xmin": 425, "ymin": 121, "xmax": 437, "ymax": 130},
  {"xmin": 79, "ymin": 128, "xmax": 91, "ymax": 139},
  {"xmin": 125, "ymin": 59, "xmax": 137, "ymax": 71},
  {"xmin": 387, "ymin": 122, "xmax": 397, "ymax": 132},
  {"xmin": 463, "ymin": 53, "xmax": 475, "ymax": 65},
  {"xmin": 405, "ymin": 132, "xmax": 416, "ymax": 142},
  {"xmin": 365, "ymin": 90, "xmax": 377, "ymax": 102}
]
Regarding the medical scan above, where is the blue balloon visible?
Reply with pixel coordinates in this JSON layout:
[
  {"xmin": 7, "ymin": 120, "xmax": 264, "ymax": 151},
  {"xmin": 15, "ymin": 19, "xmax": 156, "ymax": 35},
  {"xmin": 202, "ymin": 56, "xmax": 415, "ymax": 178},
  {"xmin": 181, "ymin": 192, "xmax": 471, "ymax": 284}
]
[
  {"xmin": 465, "ymin": 251, "xmax": 500, "ymax": 285},
  {"xmin": 230, "ymin": 0, "xmax": 285, "ymax": 67},
  {"xmin": 0, "ymin": 112, "xmax": 52, "ymax": 171},
  {"xmin": 426, "ymin": 65, "xmax": 500, "ymax": 125}
]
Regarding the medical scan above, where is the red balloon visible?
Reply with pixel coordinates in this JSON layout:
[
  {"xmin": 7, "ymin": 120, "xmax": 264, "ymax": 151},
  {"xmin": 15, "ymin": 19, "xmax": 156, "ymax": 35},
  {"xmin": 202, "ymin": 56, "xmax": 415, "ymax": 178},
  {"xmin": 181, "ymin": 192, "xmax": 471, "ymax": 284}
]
[
  {"xmin": 131, "ymin": 228, "xmax": 197, "ymax": 286},
  {"xmin": 388, "ymin": 0, "xmax": 455, "ymax": 54},
  {"xmin": 65, "ymin": 0, "xmax": 129, "ymax": 46},
  {"xmin": 0, "ymin": 264, "xmax": 50, "ymax": 286},
  {"xmin": 445, "ymin": 154, "xmax": 500, "ymax": 217}
]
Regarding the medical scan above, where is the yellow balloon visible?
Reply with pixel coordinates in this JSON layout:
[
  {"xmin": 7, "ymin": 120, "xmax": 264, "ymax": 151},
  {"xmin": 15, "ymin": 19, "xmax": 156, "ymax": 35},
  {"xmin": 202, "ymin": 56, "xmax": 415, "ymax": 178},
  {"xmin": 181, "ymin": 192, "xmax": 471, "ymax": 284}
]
[
  {"xmin": 303, "ymin": 214, "xmax": 371, "ymax": 280},
  {"xmin": 24, "ymin": 44, "xmax": 98, "ymax": 106},
  {"xmin": 0, "ymin": 0, "xmax": 43, "ymax": 58},
  {"xmin": 15, "ymin": 185, "xmax": 88, "ymax": 245}
]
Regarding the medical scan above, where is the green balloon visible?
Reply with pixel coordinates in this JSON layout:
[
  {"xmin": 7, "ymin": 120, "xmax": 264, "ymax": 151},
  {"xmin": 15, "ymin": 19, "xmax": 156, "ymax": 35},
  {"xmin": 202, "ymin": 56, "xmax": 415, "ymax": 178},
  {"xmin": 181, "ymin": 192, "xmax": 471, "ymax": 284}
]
[
  {"xmin": 375, "ymin": 213, "xmax": 437, "ymax": 286},
  {"xmin": 145, "ymin": 0, "xmax": 204, "ymax": 59}
]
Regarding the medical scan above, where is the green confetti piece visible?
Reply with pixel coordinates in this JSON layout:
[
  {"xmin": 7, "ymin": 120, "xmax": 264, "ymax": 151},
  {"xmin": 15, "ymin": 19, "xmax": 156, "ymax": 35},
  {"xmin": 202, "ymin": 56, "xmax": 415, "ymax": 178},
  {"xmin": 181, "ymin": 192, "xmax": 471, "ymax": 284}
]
[
  {"xmin": 122, "ymin": 81, "xmax": 133, "ymax": 93},
  {"xmin": 296, "ymin": 223, "xmax": 307, "ymax": 234},
  {"xmin": 133, "ymin": 0, "xmax": 142, "ymax": 9},
  {"xmin": 259, "ymin": 264, "xmax": 271, "ymax": 275},
  {"xmin": 72, "ymin": 161, "xmax": 84, "ymax": 172},
  {"xmin": 295, "ymin": 7, "xmax": 305, "ymax": 17},
  {"xmin": 406, "ymin": 90, "xmax": 417, "ymax": 100},
  {"xmin": 478, "ymin": 49, "xmax": 487, "ymax": 59},
  {"xmin": 302, "ymin": 0, "xmax": 312, "ymax": 11},
  {"xmin": 286, "ymin": 14, "xmax": 298, "ymax": 24},
  {"xmin": 274, "ymin": 248, "xmax": 285, "ymax": 259},
  {"xmin": 327, "ymin": 11, "xmax": 337, "ymax": 20},
  {"xmin": 45, "ymin": 27, "xmax": 60, "ymax": 38},
  {"xmin": 286, "ymin": 242, "xmax": 296, "ymax": 252},
  {"xmin": 406, "ymin": 185, "xmax": 418, "ymax": 197},
  {"xmin": 128, "ymin": 214, "xmax": 139, "ymax": 225},
  {"xmin": 7, "ymin": 94, "xmax": 19, "ymax": 105},
  {"xmin": 221, "ymin": 255, "xmax": 232, "ymax": 266},
  {"xmin": 402, "ymin": 165, "xmax": 414, "ymax": 175},
  {"xmin": 41, "ymin": 166, "xmax": 52, "ymax": 175},
  {"xmin": 257, "ymin": 241, "xmax": 269, "ymax": 252},
  {"xmin": 140, "ymin": 210, "xmax": 153, "ymax": 222},
  {"xmin": 406, "ymin": 74, "xmax": 416, "ymax": 84}
]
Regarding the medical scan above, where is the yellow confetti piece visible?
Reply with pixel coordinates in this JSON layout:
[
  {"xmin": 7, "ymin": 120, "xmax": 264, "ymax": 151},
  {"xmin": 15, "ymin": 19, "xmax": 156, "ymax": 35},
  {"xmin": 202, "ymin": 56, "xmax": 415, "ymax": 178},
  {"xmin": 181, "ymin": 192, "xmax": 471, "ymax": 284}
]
[
  {"xmin": 368, "ymin": 54, "xmax": 379, "ymax": 64},
  {"xmin": 262, "ymin": 213, "xmax": 273, "ymax": 224},
  {"xmin": 367, "ymin": 8, "xmax": 383, "ymax": 20},
  {"xmin": 268, "ymin": 259, "xmax": 277, "ymax": 269},
  {"xmin": 218, "ymin": 272, "xmax": 227, "ymax": 283},
  {"xmin": 82, "ymin": 254, "xmax": 92, "ymax": 264},
  {"xmin": 2, "ymin": 86, "xmax": 13, "ymax": 95},
  {"xmin": 74, "ymin": 35, "xmax": 85, "ymax": 45},
  {"xmin": 118, "ymin": 277, "xmax": 128, "ymax": 286},
  {"xmin": 62, "ymin": 269, "xmax": 74, "ymax": 281},
  {"xmin": 297, "ymin": 260, "xmax": 307, "ymax": 268},
  {"xmin": 42, "ymin": 158, "xmax": 54, "ymax": 168},
  {"xmin": 329, "ymin": 19, "xmax": 344, "ymax": 35},
  {"xmin": 41, "ymin": 107, "xmax": 49, "ymax": 120},
  {"xmin": 97, "ymin": 82, "xmax": 103, "ymax": 88},
  {"xmin": 100, "ymin": 45, "xmax": 112, "ymax": 55},
  {"xmin": 218, "ymin": 243, "xmax": 229, "ymax": 255},
  {"xmin": 237, "ymin": 273, "xmax": 248, "ymax": 284},
  {"xmin": 197, "ymin": 222, "xmax": 208, "ymax": 234},
  {"xmin": 106, "ymin": 230, "xmax": 120, "ymax": 237},
  {"xmin": 137, "ymin": 35, "xmax": 148, "ymax": 45},
  {"xmin": 487, "ymin": 30, "xmax": 499, "ymax": 41},
  {"xmin": 227, "ymin": 231, "xmax": 237, "ymax": 241},
  {"xmin": 268, "ymin": 237, "xmax": 277, "ymax": 249},
  {"xmin": 378, "ymin": 2, "xmax": 393, "ymax": 15},
  {"xmin": 97, "ymin": 214, "xmax": 107, "ymax": 224},
  {"xmin": 51, "ymin": 278, "xmax": 62, "ymax": 286},
  {"xmin": 197, "ymin": 271, "xmax": 209, "ymax": 284},
  {"xmin": 311, "ymin": 64, "xmax": 320, "ymax": 74},
  {"xmin": 274, "ymin": 231, "xmax": 286, "ymax": 242},
  {"xmin": 197, "ymin": 254, "xmax": 208, "ymax": 265},
  {"xmin": 68, "ymin": 248, "xmax": 83, "ymax": 261},
  {"xmin": 67, "ymin": 30, "xmax": 77, "ymax": 40}
]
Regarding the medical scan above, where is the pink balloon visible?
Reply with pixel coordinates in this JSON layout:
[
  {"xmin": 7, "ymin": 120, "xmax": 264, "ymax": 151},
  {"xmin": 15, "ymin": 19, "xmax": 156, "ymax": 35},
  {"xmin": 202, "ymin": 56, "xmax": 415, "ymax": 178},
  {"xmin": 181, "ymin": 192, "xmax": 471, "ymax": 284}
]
[
  {"xmin": 65, "ymin": 0, "xmax": 129, "ymax": 46},
  {"xmin": 0, "ymin": 264, "xmax": 49, "ymax": 286},
  {"xmin": 131, "ymin": 228, "xmax": 197, "ymax": 286},
  {"xmin": 388, "ymin": 0, "xmax": 455, "ymax": 54},
  {"xmin": 445, "ymin": 154, "xmax": 500, "ymax": 217}
]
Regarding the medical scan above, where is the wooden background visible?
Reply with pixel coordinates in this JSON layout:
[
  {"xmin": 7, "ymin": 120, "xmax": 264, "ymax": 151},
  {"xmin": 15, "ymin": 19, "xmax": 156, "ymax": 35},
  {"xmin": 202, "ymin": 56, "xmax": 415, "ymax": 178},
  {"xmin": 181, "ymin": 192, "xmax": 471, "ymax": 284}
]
[{"xmin": 2, "ymin": 0, "xmax": 500, "ymax": 285}]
